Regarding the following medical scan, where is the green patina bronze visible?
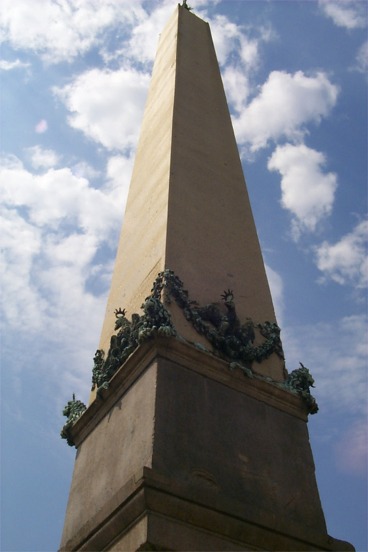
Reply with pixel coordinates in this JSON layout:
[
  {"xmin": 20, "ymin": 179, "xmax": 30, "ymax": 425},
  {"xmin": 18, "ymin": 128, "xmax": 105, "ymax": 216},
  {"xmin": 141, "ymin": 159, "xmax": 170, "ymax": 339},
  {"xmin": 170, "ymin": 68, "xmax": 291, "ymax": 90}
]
[
  {"xmin": 229, "ymin": 360, "xmax": 319, "ymax": 415},
  {"xmin": 284, "ymin": 362, "xmax": 319, "ymax": 414},
  {"xmin": 92, "ymin": 288, "xmax": 176, "ymax": 394},
  {"xmin": 182, "ymin": 1, "xmax": 193, "ymax": 11},
  {"xmin": 60, "ymin": 394, "xmax": 87, "ymax": 447},
  {"xmin": 61, "ymin": 273, "xmax": 318, "ymax": 447},
  {"xmin": 91, "ymin": 269, "xmax": 284, "ymax": 395}
]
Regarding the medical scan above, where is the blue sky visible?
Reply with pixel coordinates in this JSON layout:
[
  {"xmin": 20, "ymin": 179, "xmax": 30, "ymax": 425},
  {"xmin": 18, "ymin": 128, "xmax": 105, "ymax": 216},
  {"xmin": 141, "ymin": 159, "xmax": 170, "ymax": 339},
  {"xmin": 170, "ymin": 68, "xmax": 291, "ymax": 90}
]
[{"xmin": 0, "ymin": 0, "xmax": 367, "ymax": 550}]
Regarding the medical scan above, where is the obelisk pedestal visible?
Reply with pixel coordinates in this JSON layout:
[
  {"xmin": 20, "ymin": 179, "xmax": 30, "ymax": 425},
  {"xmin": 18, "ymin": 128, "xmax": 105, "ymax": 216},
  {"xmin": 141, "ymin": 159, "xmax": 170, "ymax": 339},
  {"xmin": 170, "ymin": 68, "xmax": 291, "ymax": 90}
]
[{"xmin": 60, "ymin": 340, "xmax": 352, "ymax": 551}]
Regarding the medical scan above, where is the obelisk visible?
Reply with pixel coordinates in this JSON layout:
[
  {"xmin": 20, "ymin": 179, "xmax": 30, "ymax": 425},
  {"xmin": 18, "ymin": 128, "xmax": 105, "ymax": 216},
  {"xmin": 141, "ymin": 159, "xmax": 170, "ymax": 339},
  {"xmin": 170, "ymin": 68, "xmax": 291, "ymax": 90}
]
[{"xmin": 60, "ymin": 5, "xmax": 354, "ymax": 551}]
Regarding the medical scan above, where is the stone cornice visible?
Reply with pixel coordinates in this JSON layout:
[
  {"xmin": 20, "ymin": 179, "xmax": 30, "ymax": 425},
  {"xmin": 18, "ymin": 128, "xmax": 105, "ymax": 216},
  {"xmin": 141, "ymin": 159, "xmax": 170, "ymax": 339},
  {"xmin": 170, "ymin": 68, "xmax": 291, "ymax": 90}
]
[{"xmin": 70, "ymin": 337, "xmax": 308, "ymax": 448}]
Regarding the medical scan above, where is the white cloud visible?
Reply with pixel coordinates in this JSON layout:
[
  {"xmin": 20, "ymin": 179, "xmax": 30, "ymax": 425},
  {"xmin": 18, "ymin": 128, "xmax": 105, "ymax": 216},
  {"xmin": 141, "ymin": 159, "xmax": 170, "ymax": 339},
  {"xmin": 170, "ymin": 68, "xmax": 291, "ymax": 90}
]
[
  {"xmin": 315, "ymin": 220, "xmax": 368, "ymax": 288},
  {"xmin": 55, "ymin": 67, "xmax": 150, "ymax": 151},
  {"xmin": 44, "ymin": 232, "xmax": 98, "ymax": 269},
  {"xmin": 25, "ymin": 145, "xmax": 60, "ymax": 170},
  {"xmin": 209, "ymin": 14, "xmax": 274, "ymax": 71},
  {"xmin": 128, "ymin": 1, "xmax": 175, "ymax": 64},
  {"xmin": 207, "ymin": 15, "xmax": 241, "ymax": 67},
  {"xmin": 234, "ymin": 71, "xmax": 339, "ymax": 153},
  {"xmin": 53, "ymin": 7, "xmax": 275, "ymax": 153},
  {"xmin": 222, "ymin": 66, "xmax": 250, "ymax": 113},
  {"xmin": 239, "ymin": 36, "xmax": 259, "ymax": 70},
  {"xmin": 106, "ymin": 154, "xmax": 134, "ymax": 194},
  {"xmin": 0, "ymin": 153, "xmax": 23, "ymax": 170},
  {"xmin": 71, "ymin": 161, "xmax": 101, "ymax": 181},
  {"xmin": 0, "ymin": 58, "xmax": 29, "ymax": 71},
  {"xmin": 0, "ymin": 154, "xmax": 130, "ymax": 404},
  {"xmin": 355, "ymin": 40, "xmax": 368, "ymax": 73},
  {"xmin": 102, "ymin": 154, "xmax": 134, "ymax": 222},
  {"xmin": 319, "ymin": 0, "xmax": 367, "ymax": 30},
  {"xmin": 0, "ymin": 207, "xmax": 45, "ymax": 330},
  {"xmin": 0, "ymin": 0, "xmax": 224, "ymax": 68},
  {"xmin": 0, "ymin": 155, "xmax": 122, "ymax": 394},
  {"xmin": 0, "ymin": 0, "xmax": 146, "ymax": 64},
  {"xmin": 0, "ymin": 157, "xmax": 121, "ymax": 240},
  {"xmin": 268, "ymin": 143, "xmax": 338, "ymax": 238}
]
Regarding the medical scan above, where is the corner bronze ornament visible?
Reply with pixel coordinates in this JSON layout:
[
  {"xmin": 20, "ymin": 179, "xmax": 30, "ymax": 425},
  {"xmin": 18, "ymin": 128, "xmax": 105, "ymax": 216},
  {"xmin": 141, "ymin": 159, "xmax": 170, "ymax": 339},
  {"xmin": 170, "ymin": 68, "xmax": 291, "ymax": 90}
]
[
  {"xmin": 91, "ymin": 269, "xmax": 284, "ymax": 395},
  {"xmin": 61, "ymin": 394, "xmax": 87, "ymax": 447},
  {"xmin": 92, "ymin": 285, "xmax": 177, "ymax": 395},
  {"xmin": 182, "ymin": 0, "xmax": 193, "ymax": 11},
  {"xmin": 285, "ymin": 363, "xmax": 319, "ymax": 414}
]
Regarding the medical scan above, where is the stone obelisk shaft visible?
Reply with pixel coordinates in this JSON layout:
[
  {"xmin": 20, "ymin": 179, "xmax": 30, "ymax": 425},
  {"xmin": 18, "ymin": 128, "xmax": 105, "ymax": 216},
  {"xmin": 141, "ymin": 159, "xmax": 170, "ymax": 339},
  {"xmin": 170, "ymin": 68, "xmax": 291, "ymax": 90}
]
[{"xmin": 98, "ymin": 6, "xmax": 280, "ymax": 375}]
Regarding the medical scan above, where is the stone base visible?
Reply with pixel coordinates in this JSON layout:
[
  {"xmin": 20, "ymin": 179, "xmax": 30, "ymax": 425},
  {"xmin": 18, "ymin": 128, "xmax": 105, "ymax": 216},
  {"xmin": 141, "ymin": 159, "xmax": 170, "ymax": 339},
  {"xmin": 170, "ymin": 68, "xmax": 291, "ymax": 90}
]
[
  {"xmin": 69, "ymin": 467, "xmax": 351, "ymax": 552},
  {"xmin": 60, "ymin": 339, "xmax": 354, "ymax": 551}
]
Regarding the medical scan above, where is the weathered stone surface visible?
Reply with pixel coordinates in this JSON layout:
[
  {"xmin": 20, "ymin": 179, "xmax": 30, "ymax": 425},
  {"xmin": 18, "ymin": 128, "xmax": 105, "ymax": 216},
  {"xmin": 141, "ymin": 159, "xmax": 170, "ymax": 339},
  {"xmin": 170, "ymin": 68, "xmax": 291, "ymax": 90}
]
[{"xmin": 60, "ymin": 364, "xmax": 157, "ymax": 546}]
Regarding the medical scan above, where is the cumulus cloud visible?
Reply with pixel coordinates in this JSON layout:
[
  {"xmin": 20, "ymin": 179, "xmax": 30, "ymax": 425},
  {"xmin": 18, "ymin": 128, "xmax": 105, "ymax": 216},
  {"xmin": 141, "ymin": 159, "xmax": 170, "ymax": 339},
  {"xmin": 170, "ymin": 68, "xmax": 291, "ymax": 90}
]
[
  {"xmin": 0, "ymin": 207, "xmax": 44, "ymax": 330},
  {"xmin": 103, "ymin": 154, "xmax": 134, "ymax": 221},
  {"xmin": 0, "ymin": 156, "xmax": 122, "ymax": 244},
  {"xmin": 106, "ymin": 154, "xmax": 134, "ymax": 193},
  {"xmin": 268, "ymin": 143, "xmax": 338, "ymax": 239},
  {"xmin": 54, "ymin": 67, "xmax": 150, "ymax": 151},
  {"xmin": 25, "ymin": 145, "xmax": 60, "ymax": 170},
  {"xmin": 0, "ymin": 0, "xmax": 224, "ymax": 68},
  {"xmin": 1, "ymin": 213, "xmax": 108, "ymax": 402},
  {"xmin": 0, "ymin": 152, "xmax": 127, "ymax": 398},
  {"xmin": 222, "ymin": 66, "xmax": 250, "ymax": 113},
  {"xmin": 206, "ymin": 15, "xmax": 241, "ymax": 67},
  {"xmin": 319, "ymin": 0, "xmax": 367, "ymax": 30},
  {"xmin": 71, "ymin": 161, "xmax": 101, "ymax": 181},
  {"xmin": 196, "ymin": 16, "xmax": 274, "ymax": 125},
  {"xmin": 0, "ymin": 0, "xmax": 146, "ymax": 64},
  {"xmin": 315, "ymin": 220, "xmax": 368, "ymax": 288},
  {"xmin": 0, "ymin": 152, "xmax": 134, "ymax": 401},
  {"xmin": 233, "ymin": 71, "xmax": 339, "ymax": 153},
  {"xmin": 208, "ymin": 13, "xmax": 272, "ymax": 67},
  {"xmin": 128, "ymin": 1, "xmax": 176, "ymax": 64}
]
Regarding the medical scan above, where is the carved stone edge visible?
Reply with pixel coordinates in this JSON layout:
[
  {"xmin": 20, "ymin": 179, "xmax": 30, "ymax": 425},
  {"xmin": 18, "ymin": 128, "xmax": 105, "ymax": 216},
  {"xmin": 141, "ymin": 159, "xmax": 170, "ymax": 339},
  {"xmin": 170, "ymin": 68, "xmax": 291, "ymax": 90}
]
[{"xmin": 69, "ymin": 337, "xmax": 308, "ymax": 448}]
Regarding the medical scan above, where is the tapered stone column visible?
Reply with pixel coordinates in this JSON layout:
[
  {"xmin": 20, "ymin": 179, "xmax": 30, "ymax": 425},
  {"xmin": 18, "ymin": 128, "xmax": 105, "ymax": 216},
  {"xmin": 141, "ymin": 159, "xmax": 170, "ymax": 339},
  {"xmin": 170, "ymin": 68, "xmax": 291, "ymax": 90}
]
[
  {"xmin": 96, "ymin": 5, "xmax": 283, "ymax": 381},
  {"xmin": 60, "ymin": 6, "xmax": 354, "ymax": 551}
]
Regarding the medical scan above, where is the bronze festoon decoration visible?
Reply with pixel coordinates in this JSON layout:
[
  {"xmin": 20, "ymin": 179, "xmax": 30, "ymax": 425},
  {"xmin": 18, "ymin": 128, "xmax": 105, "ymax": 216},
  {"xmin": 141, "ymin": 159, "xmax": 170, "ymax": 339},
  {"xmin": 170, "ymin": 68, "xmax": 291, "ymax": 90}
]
[
  {"xmin": 61, "ymin": 271, "xmax": 318, "ymax": 446},
  {"xmin": 91, "ymin": 270, "xmax": 285, "ymax": 395}
]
